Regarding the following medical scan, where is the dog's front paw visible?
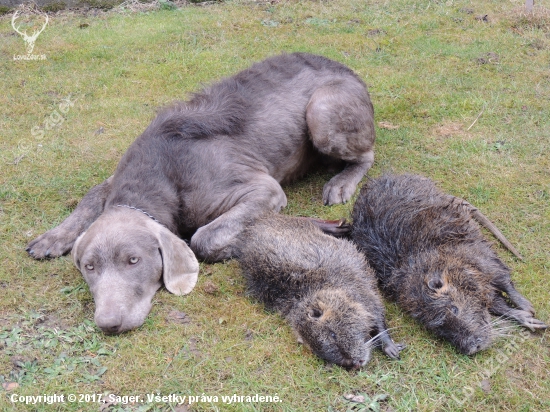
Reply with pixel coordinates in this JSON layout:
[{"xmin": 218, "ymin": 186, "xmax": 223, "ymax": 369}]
[
  {"xmin": 322, "ymin": 178, "xmax": 356, "ymax": 205},
  {"xmin": 26, "ymin": 228, "xmax": 76, "ymax": 259}
]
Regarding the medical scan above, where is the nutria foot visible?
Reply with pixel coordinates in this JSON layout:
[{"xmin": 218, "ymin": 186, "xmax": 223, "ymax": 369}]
[
  {"xmin": 509, "ymin": 309, "xmax": 548, "ymax": 331},
  {"xmin": 383, "ymin": 342, "xmax": 405, "ymax": 359},
  {"xmin": 302, "ymin": 217, "xmax": 351, "ymax": 237},
  {"xmin": 492, "ymin": 297, "xmax": 547, "ymax": 331}
]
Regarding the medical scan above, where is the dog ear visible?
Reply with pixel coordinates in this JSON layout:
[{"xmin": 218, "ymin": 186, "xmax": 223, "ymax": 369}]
[
  {"xmin": 71, "ymin": 231, "xmax": 87, "ymax": 270},
  {"xmin": 153, "ymin": 224, "xmax": 199, "ymax": 296}
]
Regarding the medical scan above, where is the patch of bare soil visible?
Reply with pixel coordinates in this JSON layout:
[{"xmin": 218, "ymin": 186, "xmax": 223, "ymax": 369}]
[{"xmin": 432, "ymin": 122, "xmax": 470, "ymax": 140}]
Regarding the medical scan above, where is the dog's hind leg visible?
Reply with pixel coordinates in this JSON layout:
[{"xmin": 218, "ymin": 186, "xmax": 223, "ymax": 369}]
[
  {"xmin": 190, "ymin": 174, "xmax": 287, "ymax": 263},
  {"xmin": 306, "ymin": 81, "xmax": 376, "ymax": 205},
  {"xmin": 27, "ymin": 176, "xmax": 113, "ymax": 259},
  {"xmin": 321, "ymin": 151, "xmax": 374, "ymax": 206}
]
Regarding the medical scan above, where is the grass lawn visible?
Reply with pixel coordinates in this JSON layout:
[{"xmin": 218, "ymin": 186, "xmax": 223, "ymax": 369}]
[{"xmin": 1, "ymin": 0, "xmax": 549, "ymax": 410}]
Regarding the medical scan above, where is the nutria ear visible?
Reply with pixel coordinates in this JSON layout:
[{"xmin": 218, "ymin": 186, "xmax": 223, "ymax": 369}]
[
  {"xmin": 427, "ymin": 278, "xmax": 444, "ymax": 291},
  {"xmin": 308, "ymin": 308, "xmax": 323, "ymax": 319}
]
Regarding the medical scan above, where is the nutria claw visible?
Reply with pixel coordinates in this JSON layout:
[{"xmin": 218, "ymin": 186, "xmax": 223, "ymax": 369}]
[
  {"xmin": 511, "ymin": 310, "xmax": 548, "ymax": 331},
  {"xmin": 383, "ymin": 341, "xmax": 406, "ymax": 359},
  {"xmin": 302, "ymin": 217, "xmax": 352, "ymax": 237}
]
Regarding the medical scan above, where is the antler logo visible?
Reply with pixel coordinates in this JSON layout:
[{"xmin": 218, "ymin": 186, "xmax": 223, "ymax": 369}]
[{"xmin": 12, "ymin": 7, "xmax": 49, "ymax": 56}]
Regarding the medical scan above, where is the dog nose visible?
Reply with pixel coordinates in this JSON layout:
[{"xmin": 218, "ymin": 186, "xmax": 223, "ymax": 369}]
[
  {"xmin": 100, "ymin": 324, "xmax": 121, "ymax": 334},
  {"xmin": 95, "ymin": 313, "xmax": 123, "ymax": 334}
]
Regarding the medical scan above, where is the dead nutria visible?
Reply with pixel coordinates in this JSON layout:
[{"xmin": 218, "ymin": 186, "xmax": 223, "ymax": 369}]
[
  {"xmin": 237, "ymin": 214, "xmax": 403, "ymax": 369},
  {"xmin": 351, "ymin": 174, "xmax": 547, "ymax": 355}
]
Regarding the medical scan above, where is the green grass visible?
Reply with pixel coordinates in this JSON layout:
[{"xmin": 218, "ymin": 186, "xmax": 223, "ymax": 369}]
[{"xmin": 1, "ymin": 0, "xmax": 549, "ymax": 410}]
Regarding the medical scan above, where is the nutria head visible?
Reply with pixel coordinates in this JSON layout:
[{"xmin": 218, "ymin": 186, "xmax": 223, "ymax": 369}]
[
  {"xmin": 287, "ymin": 288, "xmax": 379, "ymax": 369},
  {"xmin": 398, "ymin": 253, "xmax": 494, "ymax": 355}
]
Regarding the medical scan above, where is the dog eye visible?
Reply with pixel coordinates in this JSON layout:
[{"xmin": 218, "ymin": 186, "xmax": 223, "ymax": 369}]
[
  {"xmin": 450, "ymin": 305, "xmax": 459, "ymax": 315},
  {"xmin": 85, "ymin": 264, "xmax": 94, "ymax": 271},
  {"xmin": 129, "ymin": 257, "xmax": 139, "ymax": 265},
  {"xmin": 330, "ymin": 332, "xmax": 336, "ymax": 339}
]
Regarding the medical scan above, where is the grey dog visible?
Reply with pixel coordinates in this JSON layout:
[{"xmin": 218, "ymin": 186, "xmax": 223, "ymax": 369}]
[{"xmin": 27, "ymin": 52, "xmax": 376, "ymax": 334}]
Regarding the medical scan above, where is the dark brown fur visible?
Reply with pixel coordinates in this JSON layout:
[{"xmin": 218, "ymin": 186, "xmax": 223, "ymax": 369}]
[
  {"xmin": 237, "ymin": 214, "xmax": 403, "ymax": 369},
  {"xmin": 351, "ymin": 174, "xmax": 547, "ymax": 355}
]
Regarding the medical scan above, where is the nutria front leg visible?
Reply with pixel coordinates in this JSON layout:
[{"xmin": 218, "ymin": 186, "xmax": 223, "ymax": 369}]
[
  {"xmin": 496, "ymin": 281, "xmax": 536, "ymax": 315},
  {"xmin": 491, "ymin": 295, "xmax": 547, "ymax": 331},
  {"xmin": 380, "ymin": 332, "xmax": 405, "ymax": 359},
  {"xmin": 373, "ymin": 319, "xmax": 405, "ymax": 359}
]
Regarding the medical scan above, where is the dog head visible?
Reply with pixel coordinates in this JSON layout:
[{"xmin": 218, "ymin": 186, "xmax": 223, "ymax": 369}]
[{"xmin": 72, "ymin": 207, "xmax": 199, "ymax": 334}]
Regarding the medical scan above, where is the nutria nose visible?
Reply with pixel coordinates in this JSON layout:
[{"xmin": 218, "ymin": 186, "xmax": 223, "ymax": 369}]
[
  {"xmin": 340, "ymin": 358, "xmax": 363, "ymax": 369},
  {"xmin": 466, "ymin": 337, "xmax": 485, "ymax": 354},
  {"xmin": 475, "ymin": 337, "xmax": 483, "ymax": 349},
  {"xmin": 342, "ymin": 359, "xmax": 364, "ymax": 369}
]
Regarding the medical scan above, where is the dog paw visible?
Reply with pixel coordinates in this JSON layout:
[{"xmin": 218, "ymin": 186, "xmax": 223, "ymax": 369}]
[
  {"xmin": 26, "ymin": 228, "xmax": 75, "ymax": 259},
  {"xmin": 322, "ymin": 178, "xmax": 356, "ymax": 205}
]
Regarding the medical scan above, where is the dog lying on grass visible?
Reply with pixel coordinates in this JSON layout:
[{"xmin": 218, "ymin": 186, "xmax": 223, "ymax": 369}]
[{"xmin": 27, "ymin": 52, "xmax": 377, "ymax": 334}]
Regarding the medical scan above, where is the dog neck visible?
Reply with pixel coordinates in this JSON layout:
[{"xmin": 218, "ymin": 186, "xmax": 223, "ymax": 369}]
[{"xmin": 115, "ymin": 204, "xmax": 163, "ymax": 226}]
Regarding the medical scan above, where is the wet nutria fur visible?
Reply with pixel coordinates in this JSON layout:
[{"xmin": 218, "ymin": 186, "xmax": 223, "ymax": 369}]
[
  {"xmin": 237, "ymin": 214, "xmax": 403, "ymax": 369},
  {"xmin": 351, "ymin": 174, "xmax": 547, "ymax": 355}
]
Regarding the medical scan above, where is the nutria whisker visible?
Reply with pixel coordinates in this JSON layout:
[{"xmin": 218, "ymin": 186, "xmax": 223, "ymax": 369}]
[
  {"xmin": 482, "ymin": 317, "xmax": 512, "ymax": 331},
  {"xmin": 488, "ymin": 320, "xmax": 513, "ymax": 330},
  {"xmin": 491, "ymin": 325, "xmax": 521, "ymax": 334},
  {"xmin": 490, "ymin": 317, "xmax": 510, "ymax": 325},
  {"xmin": 492, "ymin": 332, "xmax": 517, "ymax": 339},
  {"xmin": 491, "ymin": 312, "xmax": 511, "ymax": 322},
  {"xmin": 365, "ymin": 328, "xmax": 408, "ymax": 356}
]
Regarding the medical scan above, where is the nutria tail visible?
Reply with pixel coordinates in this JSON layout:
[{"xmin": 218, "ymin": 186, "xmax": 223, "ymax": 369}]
[{"xmin": 446, "ymin": 195, "xmax": 523, "ymax": 260}]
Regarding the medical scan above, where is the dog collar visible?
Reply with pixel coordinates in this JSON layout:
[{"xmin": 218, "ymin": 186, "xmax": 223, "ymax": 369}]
[{"xmin": 115, "ymin": 204, "xmax": 162, "ymax": 225}]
